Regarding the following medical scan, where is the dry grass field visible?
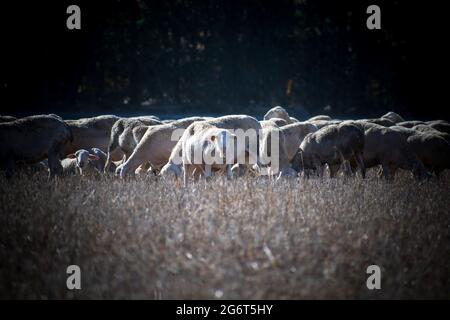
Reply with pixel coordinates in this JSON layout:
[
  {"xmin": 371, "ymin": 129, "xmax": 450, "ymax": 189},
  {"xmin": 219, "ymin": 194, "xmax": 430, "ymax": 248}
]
[{"xmin": 0, "ymin": 170, "xmax": 449, "ymax": 299}]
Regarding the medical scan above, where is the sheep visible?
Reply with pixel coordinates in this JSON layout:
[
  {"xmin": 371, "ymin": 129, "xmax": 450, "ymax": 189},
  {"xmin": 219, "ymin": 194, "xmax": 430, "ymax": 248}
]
[
  {"xmin": 0, "ymin": 115, "xmax": 17, "ymax": 123},
  {"xmin": 64, "ymin": 115, "xmax": 121, "ymax": 160},
  {"xmin": 397, "ymin": 120, "xmax": 426, "ymax": 128},
  {"xmin": 104, "ymin": 117, "xmax": 162, "ymax": 172},
  {"xmin": 263, "ymin": 106, "xmax": 296, "ymax": 124},
  {"xmin": 160, "ymin": 115, "xmax": 262, "ymax": 180},
  {"xmin": 357, "ymin": 126, "xmax": 428, "ymax": 179},
  {"xmin": 427, "ymin": 120, "xmax": 450, "ymax": 135},
  {"xmin": 307, "ymin": 115, "xmax": 332, "ymax": 121},
  {"xmin": 292, "ymin": 122, "xmax": 365, "ymax": 178},
  {"xmin": 116, "ymin": 117, "xmax": 208, "ymax": 177},
  {"xmin": 366, "ymin": 118, "xmax": 395, "ymax": 127},
  {"xmin": 258, "ymin": 121, "xmax": 294, "ymax": 177},
  {"xmin": 406, "ymin": 133, "xmax": 450, "ymax": 177},
  {"xmin": 306, "ymin": 119, "xmax": 342, "ymax": 129},
  {"xmin": 180, "ymin": 127, "xmax": 243, "ymax": 184},
  {"xmin": 0, "ymin": 114, "xmax": 72, "ymax": 178},
  {"xmin": 260, "ymin": 118, "xmax": 288, "ymax": 127},
  {"xmin": 412, "ymin": 124, "xmax": 449, "ymax": 142},
  {"xmin": 381, "ymin": 111, "xmax": 405, "ymax": 124},
  {"xmin": 280, "ymin": 122, "xmax": 318, "ymax": 163},
  {"xmin": 390, "ymin": 126, "xmax": 450, "ymax": 176}
]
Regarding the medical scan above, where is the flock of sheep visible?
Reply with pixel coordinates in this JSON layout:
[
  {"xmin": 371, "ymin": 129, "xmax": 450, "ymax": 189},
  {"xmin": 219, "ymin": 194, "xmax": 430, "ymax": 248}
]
[{"xmin": 0, "ymin": 106, "xmax": 449, "ymax": 182}]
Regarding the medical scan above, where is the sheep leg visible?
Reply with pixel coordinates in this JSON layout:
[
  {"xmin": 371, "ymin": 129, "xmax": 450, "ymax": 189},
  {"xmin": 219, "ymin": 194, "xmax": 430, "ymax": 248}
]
[
  {"xmin": 356, "ymin": 153, "xmax": 366, "ymax": 179},
  {"xmin": 381, "ymin": 162, "xmax": 393, "ymax": 180},
  {"xmin": 2, "ymin": 157, "xmax": 15, "ymax": 178},
  {"xmin": 47, "ymin": 152, "xmax": 63, "ymax": 179},
  {"xmin": 183, "ymin": 163, "xmax": 189, "ymax": 186},
  {"xmin": 226, "ymin": 164, "xmax": 232, "ymax": 180},
  {"xmin": 329, "ymin": 163, "xmax": 340, "ymax": 178},
  {"xmin": 204, "ymin": 164, "xmax": 212, "ymax": 180}
]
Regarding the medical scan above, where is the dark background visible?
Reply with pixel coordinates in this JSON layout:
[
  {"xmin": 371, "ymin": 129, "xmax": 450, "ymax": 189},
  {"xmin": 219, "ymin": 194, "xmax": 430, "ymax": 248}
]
[{"xmin": 0, "ymin": 0, "xmax": 448, "ymax": 120}]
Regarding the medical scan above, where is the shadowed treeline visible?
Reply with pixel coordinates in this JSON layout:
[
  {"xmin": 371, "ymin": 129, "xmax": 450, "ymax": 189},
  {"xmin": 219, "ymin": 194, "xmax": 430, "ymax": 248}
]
[{"xmin": 1, "ymin": 1, "xmax": 448, "ymax": 120}]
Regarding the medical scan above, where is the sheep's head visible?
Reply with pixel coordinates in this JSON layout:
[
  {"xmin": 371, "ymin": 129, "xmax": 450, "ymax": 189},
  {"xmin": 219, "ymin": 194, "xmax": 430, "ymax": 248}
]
[
  {"xmin": 67, "ymin": 149, "xmax": 99, "ymax": 172},
  {"xmin": 160, "ymin": 163, "xmax": 182, "ymax": 178},
  {"xmin": 263, "ymin": 106, "xmax": 290, "ymax": 122}
]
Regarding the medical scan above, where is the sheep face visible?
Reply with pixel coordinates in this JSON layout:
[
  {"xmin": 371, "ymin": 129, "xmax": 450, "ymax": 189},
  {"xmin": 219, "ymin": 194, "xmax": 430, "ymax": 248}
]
[
  {"xmin": 67, "ymin": 149, "xmax": 100, "ymax": 174},
  {"xmin": 210, "ymin": 129, "xmax": 237, "ymax": 162}
]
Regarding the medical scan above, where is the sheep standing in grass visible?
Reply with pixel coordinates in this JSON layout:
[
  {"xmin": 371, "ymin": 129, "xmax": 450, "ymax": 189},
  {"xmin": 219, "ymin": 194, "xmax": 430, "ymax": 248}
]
[
  {"xmin": 358, "ymin": 126, "xmax": 428, "ymax": 179},
  {"xmin": 117, "ymin": 117, "xmax": 208, "ymax": 177},
  {"xmin": 62, "ymin": 149, "xmax": 102, "ymax": 175},
  {"xmin": 293, "ymin": 122, "xmax": 365, "ymax": 178},
  {"xmin": 161, "ymin": 115, "xmax": 262, "ymax": 180},
  {"xmin": 0, "ymin": 115, "xmax": 72, "ymax": 178},
  {"xmin": 64, "ymin": 115, "xmax": 121, "ymax": 161},
  {"xmin": 381, "ymin": 111, "xmax": 405, "ymax": 124},
  {"xmin": 280, "ymin": 122, "xmax": 318, "ymax": 164},
  {"xmin": 263, "ymin": 106, "xmax": 298, "ymax": 124},
  {"xmin": 104, "ymin": 117, "xmax": 161, "ymax": 172}
]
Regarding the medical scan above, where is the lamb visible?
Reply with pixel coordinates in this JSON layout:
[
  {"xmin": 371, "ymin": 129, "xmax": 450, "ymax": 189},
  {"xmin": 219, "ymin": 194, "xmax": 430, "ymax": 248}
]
[
  {"xmin": 0, "ymin": 114, "xmax": 73, "ymax": 178},
  {"xmin": 116, "ymin": 117, "xmax": 208, "ymax": 177},
  {"xmin": 160, "ymin": 115, "xmax": 262, "ymax": 180},
  {"xmin": 381, "ymin": 111, "xmax": 405, "ymax": 124},
  {"xmin": 104, "ymin": 117, "xmax": 162, "ymax": 172},
  {"xmin": 292, "ymin": 122, "xmax": 365, "ymax": 178}
]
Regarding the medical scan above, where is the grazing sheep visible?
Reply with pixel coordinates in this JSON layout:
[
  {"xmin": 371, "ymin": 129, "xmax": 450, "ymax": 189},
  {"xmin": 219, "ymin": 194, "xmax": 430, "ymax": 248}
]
[
  {"xmin": 64, "ymin": 115, "xmax": 121, "ymax": 160},
  {"xmin": 307, "ymin": 115, "xmax": 332, "ymax": 121},
  {"xmin": 366, "ymin": 118, "xmax": 395, "ymax": 127},
  {"xmin": 263, "ymin": 106, "xmax": 295, "ymax": 124},
  {"xmin": 117, "ymin": 117, "xmax": 208, "ymax": 177},
  {"xmin": 381, "ymin": 111, "xmax": 405, "ymax": 124},
  {"xmin": 427, "ymin": 120, "xmax": 450, "ymax": 135},
  {"xmin": 63, "ymin": 148, "xmax": 114, "ymax": 176},
  {"xmin": 259, "ymin": 121, "xmax": 294, "ymax": 176},
  {"xmin": 260, "ymin": 118, "xmax": 288, "ymax": 127},
  {"xmin": 293, "ymin": 122, "xmax": 365, "ymax": 178},
  {"xmin": 397, "ymin": 120, "xmax": 426, "ymax": 128},
  {"xmin": 280, "ymin": 122, "xmax": 318, "ymax": 163},
  {"xmin": 180, "ymin": 127, "xmax": 242, "ymax": 183},
  {"xmin": 0, "ymin": 114, "xmax": 72, "ymax": 178},
  {"xmin": 306, "ymin": 119, "xmax": 342, "ymax": 129},
  {"xmin": 412, "ymin": 124, "xmax": 450, "ymax": 142},
  {"xmin": 358, "ymin": 126, "xmax": 428, "ymax": 179},
  {"xmin": 390, "ymin": 126, "xmax": 450, "ymax": 176},
  {"xmin": 161, "ymin": 115, "xmax": 262, "ymax": 179},
  {"xmin": 104, "ymin": 117, "xmax": 162, "ymax": 172},
  {"xmin": 406, "ymin": 133, "xmax": 450, "ymax": 177},
  {"xmin": 0, "ymin": 115, "xmax": 17, "ymax": 123}
]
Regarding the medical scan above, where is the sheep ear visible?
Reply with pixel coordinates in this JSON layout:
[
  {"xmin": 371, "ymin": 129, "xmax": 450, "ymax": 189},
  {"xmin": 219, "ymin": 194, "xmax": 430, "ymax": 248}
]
[
  {"xmin": 88, "ymin": 154, "xmax": 99, "ymax": 161},
  {"xmin": 67, "ymin": 154, "xmax": 76, "ymax": 159}
]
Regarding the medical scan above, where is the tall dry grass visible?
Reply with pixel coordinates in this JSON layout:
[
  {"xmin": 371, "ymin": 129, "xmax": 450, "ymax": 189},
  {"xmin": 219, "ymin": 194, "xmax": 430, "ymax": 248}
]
[{"xmin": 0, "ymin": 170, "xmax": 449, "ymax": 299}]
